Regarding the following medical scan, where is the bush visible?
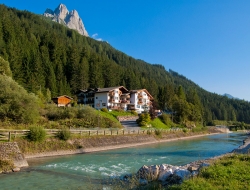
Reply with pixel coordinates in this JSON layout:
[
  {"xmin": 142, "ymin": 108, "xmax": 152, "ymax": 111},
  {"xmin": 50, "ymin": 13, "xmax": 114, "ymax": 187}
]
[
  {"xmin": 183, "ymin": 128, "xmax": 188, "ymax": 133},
  {"xmin": 130, "ymin": 110, "xmax": 138, "ymax": 116},
  {"xmin": 0, "ymin": 75, "xmax": 40, "ymax": 124},
  {"xmin": 101, "ymin": 108, "xmax": 108, "ymax": 112},
  {"xmin": 45, "ymin": 106, "xmax": 78, "ymax": 120},
  {"xmin": 159, "ymin": 113, "xmax": 172, "ymax": 126},
  {"xmin": 57, "ymin": 127, "xmax": 71, "ymax": 141},
  {"xmin": 0, "ymin": 159, "xmax": 14, "ymax": 172},
  {"xmin": 154, "ymin": 129, "xmax": 162, "ymax": 136},
  {"xmin": 27, "ymin": 126, "xmax": 46, "ymax": 142},
  {"xmin": 136, "ymin": 113, "xmax": 151, "ymax": 126}
]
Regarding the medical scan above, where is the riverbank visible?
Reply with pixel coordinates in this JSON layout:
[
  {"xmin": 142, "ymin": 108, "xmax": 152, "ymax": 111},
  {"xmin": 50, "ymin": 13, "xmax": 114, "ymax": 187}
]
[{"xmin": 25, "ymin": 129, "xmax": 221, "ymax": 159}]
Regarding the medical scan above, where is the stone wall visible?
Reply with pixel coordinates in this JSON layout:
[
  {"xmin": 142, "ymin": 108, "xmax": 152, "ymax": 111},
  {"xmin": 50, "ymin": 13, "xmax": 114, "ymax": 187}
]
[
  {"xmin": 0, "ymin": 142, "xmax": 28, "ymax": 168},
  {"xmin": 117, "ymin": 116, "xmax": 139, "ymax": 121}
]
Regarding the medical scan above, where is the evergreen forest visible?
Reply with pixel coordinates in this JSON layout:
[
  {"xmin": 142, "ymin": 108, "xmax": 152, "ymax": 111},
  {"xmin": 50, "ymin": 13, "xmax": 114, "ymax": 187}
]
[{"xmin": 0, "ymin": 4, "xmax": 250, "ymax": 125}]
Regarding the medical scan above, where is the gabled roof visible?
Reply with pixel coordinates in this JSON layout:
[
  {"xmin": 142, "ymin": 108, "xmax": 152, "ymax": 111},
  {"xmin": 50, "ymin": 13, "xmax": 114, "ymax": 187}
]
[
  {"xmin": 52, "ymin": 95, "xmax": 73, "ymax": 100},
  {"xmin": 95, "ymin": 86, "xmax": 129, "ymax": 93},
  {"xmin": 130, "ymin": 89, "xmax": 154, "ymax": 100}
]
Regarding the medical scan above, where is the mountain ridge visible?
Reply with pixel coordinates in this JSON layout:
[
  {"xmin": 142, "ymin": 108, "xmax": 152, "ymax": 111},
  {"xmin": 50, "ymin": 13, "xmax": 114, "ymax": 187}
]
[
  {"xmin": 0, "ymin": 4, "xmax": 250, "ymax": 124},
  {"xmin": 223, "ymin": 93, "xmax": 240, "ymax": 100}
]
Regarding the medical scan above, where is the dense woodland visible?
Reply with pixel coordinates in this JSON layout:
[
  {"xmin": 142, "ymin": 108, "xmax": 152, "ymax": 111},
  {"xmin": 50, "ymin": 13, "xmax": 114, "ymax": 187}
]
[{"xmin": 0, "ymin": 4, "xmax": 250, "ymax": 125}]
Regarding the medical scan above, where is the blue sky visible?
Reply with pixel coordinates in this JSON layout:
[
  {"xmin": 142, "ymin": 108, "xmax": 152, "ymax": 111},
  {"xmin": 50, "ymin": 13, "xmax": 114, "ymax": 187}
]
[{"xmin": 2, "ymin": 1, "xmax": 250, "ymax": 101}]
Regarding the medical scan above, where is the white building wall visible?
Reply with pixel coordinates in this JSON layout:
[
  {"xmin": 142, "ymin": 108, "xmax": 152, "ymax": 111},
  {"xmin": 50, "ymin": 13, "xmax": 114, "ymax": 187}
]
[
  {"xmin": 94, "ymin": 93, "xmax": 108, "ymax": 109},
  {"xmin": 113, "ymin": 88, "xmax": 120, "ymax": 103}
]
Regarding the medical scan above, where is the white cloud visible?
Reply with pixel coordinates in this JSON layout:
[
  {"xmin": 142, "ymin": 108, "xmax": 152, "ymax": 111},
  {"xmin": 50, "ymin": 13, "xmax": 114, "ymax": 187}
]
[
  {"xmin": 91, "ymin": 33, "xmax": 103, "ymax": 41},
  {"xmin": 92, "ymin": 33, "xmax": 98, "ymax": 38}
]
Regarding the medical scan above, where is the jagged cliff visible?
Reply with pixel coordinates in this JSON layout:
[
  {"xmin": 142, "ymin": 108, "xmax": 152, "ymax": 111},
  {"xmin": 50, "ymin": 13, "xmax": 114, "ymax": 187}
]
[{"xmin": 44, "ymin": 3, "xmax": 88, "ymax": 36}]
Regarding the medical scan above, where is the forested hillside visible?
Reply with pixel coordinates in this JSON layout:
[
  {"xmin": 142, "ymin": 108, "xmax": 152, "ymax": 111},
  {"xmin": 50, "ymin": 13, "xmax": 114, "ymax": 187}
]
[{"xmin": 0, "ymin": 4, "xmax": 249, "ymax": 124}]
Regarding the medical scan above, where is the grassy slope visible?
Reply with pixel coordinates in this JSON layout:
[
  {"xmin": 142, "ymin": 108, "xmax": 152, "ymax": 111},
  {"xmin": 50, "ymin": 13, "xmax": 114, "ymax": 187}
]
[{"xmin": 170, "ymin": 154, "xmax": 250, "ymax": 190}]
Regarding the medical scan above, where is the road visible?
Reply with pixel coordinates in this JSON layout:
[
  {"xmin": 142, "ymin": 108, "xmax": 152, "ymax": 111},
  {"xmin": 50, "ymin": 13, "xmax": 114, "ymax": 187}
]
[{"xmin": 120, "ymin": 119, "xmax": 141, "ymax": 130}]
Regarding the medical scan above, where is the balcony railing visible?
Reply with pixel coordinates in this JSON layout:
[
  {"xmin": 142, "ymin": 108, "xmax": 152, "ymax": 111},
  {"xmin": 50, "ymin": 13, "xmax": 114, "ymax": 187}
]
[
  {"xmin": 109, "ymin": 92, "xmax": 114, "ymax": 96},
  {"xmin": 121, "ymin": 95, "xmax": 130, "ymax": 99},
  {"xmin": 121, "ymin": 100, "xmax": 130, "ymax": 104}
]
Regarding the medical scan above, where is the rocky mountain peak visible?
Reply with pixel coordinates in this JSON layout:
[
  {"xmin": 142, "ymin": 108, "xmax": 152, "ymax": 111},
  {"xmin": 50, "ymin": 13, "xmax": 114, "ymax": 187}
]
[
  {"xmin": 54, "ymin": 3, "xmax": 69, "ymax": 21},
  {"xmin": 43, "ymin": 4, "xmax": 88, "ymax": 37}
]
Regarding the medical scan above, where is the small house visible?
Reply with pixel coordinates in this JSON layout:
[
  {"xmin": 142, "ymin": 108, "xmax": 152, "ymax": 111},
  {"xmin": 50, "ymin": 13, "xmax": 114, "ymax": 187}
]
[{"xmin": 52, "ymin": 95, "xmax": 73, "ymax": 107}]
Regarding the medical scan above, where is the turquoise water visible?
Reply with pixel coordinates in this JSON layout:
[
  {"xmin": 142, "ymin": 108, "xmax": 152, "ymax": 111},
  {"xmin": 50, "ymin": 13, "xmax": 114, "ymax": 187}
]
[{"xmin": 0, "ymin": 133, "xmax": 247, "ymax": 189}]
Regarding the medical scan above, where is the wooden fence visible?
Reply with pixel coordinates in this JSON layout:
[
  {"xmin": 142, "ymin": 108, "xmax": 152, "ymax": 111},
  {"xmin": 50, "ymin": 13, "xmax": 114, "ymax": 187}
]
[{"xmin": 0, "ymin": 128, "xmax": 187, "ymax": 142}]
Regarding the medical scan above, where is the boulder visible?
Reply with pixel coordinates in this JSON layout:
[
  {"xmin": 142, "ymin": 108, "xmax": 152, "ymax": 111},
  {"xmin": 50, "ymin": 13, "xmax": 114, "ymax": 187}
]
[
  {"xmin": 137, "ymin": 165, "xmax": 160, "ymax": 181},
  {"xmin": 139, "ymin": 178, "xmax": 148, "ymax": 185},
  {"xmin": 12, "ymin": 167, "xmax": 20, "ymax": 172},
  {"xmin": 187, "ymin": 166, "xmax": 198, "ymax": 172},
  {"xmin": 171, "ymin": 166, "xmax": 180, "ymax": 173},
  {"xmin": 174, "ymin": 169, "xmax": 191, "ymax": 180},
  {"xmin": 158, "ymin": 164, "xmax": 173, "ymax": 181}
]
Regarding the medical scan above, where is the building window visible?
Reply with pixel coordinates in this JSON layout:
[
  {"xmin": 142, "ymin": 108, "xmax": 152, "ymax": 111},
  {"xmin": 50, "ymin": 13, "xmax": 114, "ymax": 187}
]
[
  {"xmin": 102, "ymin": 103, "xmax": 106, "ymax": 106},
  {"xmin": 137, "ymin": 105, "xmax": 140, "ymax": 108}
]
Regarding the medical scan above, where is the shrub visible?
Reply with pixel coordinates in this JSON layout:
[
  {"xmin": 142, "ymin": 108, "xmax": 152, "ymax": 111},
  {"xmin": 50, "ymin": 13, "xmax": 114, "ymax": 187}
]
[
  {"xmin": 130, "ymin": 110, "xmax": 138, "ymax": 116},
  {"xmin": 154, "ymin": 129, "xmax": 162, "ymax": 136},
  {"xmin": 27, "ymin": 126, "xmax": 46, "ymax": 142},
  {"xmin": 0, "ymin": 75, "xmax": 40, "ymax": 124},
  {"xmin": 57, "ymin": 127, "xmax": 71, "ymax": 141},
  {"xmin": 45, "ymin": 105, "xmax": 78, "ymax": 120},
  {"xmin": 147, "ymin": 130, "xmax": 152, "ymax": 135},
  {"xmin": 101, "ymin": 108, "xmax": 108, "ymax": 112},
  {"xmin": 183, "ymin": 128, "xmax": 188, "ymax": 133},
  {"xmin": 137, "ymin": 113, "xmax": 151, "ymax": 126},
  {"xmin": 0, "ymin": 159, "xmax": 14, "ymax": 172},
  {"xmin": 159, "ymin": 113, "xmax": 172, "ymax": 126}
]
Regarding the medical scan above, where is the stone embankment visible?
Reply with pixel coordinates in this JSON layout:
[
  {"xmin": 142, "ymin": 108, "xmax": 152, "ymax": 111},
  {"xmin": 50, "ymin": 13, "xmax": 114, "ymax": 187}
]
[
  {"xmin": 232, "ymin": 135, "xmax": 250, "ymax": 154},
  {"xmin": 117, "ymin": 116, "xmax": 138, "ymax": 122},
  {"xmin": 0, "ymin": 142, "xmax": 28, "ymax": 173}
]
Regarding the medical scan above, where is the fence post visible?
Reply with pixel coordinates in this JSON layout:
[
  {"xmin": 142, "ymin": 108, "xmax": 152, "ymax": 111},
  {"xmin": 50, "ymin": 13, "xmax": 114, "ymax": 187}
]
[
  {"xmin": 104, "ymin": 130, "xmax": 106, "ymax": 136},
  {"xmin": 89, "ymin": 131, "xmax": 90, "ymax": 136},
  {"xmin": 8, "ymin": 132, "xmax": 11, "ymax": 142},
  {"xmin": 117, "ymin": 130, "xmax": 118, "ymax": 135},
  {"xmin": 97, "ymin": 130, "xmax": 98, "ymax": 136},
  {"xmin": 123, "ymin": 130, "xmax": 124, "ymax": 135},
  {"xmin": 111, "ymin": 130, "xmax": 113, "ymax": 135}
]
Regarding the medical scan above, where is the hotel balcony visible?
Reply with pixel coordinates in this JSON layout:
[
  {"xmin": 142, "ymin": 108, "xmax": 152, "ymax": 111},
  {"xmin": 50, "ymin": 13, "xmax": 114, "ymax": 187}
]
[
  {"xmin": 121, "ymin": 94, "xmax": 130, "ymax": 99},
  {"xmin": 121, "ymin": 100, "xmax": 130, "ymax": 104}
]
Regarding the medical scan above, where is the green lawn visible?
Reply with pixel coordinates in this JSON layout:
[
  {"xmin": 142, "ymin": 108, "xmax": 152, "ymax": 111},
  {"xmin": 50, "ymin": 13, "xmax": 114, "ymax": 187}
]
[{"xmin": 150, "ymin": 118, "xmax": 170, "ymax": 129}]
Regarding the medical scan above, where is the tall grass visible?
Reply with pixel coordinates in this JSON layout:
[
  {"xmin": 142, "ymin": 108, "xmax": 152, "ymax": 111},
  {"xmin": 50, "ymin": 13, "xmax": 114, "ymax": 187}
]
[{"xmin": 170, "ymin": 154, "xmax": 250, "ymax": 189}]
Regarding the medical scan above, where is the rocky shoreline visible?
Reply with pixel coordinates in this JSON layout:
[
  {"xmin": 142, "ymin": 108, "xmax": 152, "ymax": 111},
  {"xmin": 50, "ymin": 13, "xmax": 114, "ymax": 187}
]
[{"xmin": 133, "ymin": 133, "xmax": 250, "ymax": 187}]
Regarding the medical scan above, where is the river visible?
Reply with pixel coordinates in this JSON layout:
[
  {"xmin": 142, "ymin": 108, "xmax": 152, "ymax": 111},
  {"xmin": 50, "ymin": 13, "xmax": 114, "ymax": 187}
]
[{"xmin": 0, "ymin": 132, "xmax": 247, "ymax": 189}]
